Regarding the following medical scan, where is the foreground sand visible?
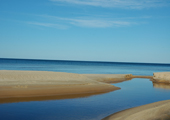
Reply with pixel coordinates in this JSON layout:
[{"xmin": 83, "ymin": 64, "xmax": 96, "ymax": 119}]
[
  {"xmin": 0, "ymin": 70, "xmax": 136, "ymax": 99},
  {"xmin": 103, "ymin": 100, "xmax": 170, "ymax": 120}
]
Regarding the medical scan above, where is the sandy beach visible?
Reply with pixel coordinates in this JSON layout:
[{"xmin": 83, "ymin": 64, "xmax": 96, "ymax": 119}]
[
  {"xmin": 0, "ymin": 70, "xmax": 133, "ymax": 99},
  {"xmin": 103, "ymin": 100, "xmax": 170, "ymax": 120},
  {"xmin": 83, "ymin": 74, "xmax": 133, "ymax": 83},
  {"xmin": 152, "ymin": 72, "xmax": 170, "ymax": 83},
  {"xmin": 0, "ymin": 70, "xmax": 154, "ymax": 101}
]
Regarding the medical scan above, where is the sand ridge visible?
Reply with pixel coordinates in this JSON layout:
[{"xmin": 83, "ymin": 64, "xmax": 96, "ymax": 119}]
[
  {"xmin": 0, "ymin": 70, "xmax": 155, "ymax": 100},
  {"xmin": 0, "ymin": 70, "xmax": 127, "ymax": 99},
  {"xmin": 103, "ymin": 100, "xmax": 170, "ymax": 120},
  {"xmin": 0, "ymin": 70, "xmax": 95, "ymax": 85},
  {"xmin": 83, "ymin": 74, "xmax": 133, "ymax": 83}
]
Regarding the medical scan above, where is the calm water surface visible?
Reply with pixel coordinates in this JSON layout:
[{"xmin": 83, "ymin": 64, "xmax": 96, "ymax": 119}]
[
  {"xmin": 0, "ymin": 58, "xmax": 170, "ymax": 120},
  {"xmin": 0, "ymin": 58, "xmax": 170, "ymax": 75}
]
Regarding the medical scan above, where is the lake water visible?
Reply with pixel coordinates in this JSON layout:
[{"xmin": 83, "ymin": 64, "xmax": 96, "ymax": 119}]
[{"xmin": 0, "ymin": 58, "xmax": 170, "ymax": 120}]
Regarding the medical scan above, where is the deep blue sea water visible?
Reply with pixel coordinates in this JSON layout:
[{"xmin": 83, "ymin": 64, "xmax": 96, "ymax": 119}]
[
  {"xmin": 0, "ymin": 58, "xmax": 170, "ymax": 75},
  {"xmin": 0, "ymin": 58, "xmax": 170, "ymax": 120}
]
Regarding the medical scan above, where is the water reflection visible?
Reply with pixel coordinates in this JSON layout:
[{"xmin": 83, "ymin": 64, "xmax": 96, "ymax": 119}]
[
  {"xmin": 0, "ymin": 91, "xmax": 114, "ymax": 104},
  {"xmin": 152, "ymin": 82, "xmax": 170, "ymax": 90}
]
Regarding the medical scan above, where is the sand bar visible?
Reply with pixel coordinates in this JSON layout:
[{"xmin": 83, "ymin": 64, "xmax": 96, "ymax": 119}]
[
  {"xmin": 84, "ymin": 74, "xmax": 152, "ymax": 83},
  {"xmin": 103, "ymin": 100, "xmax": 170, "ymax": 120},
  {"xmin": 83, "ymin": 74, "xmax": 133, "ymax": 83},
  {"xmin": 152, "ymin": 72, "xmax": 170, "ymax": 83},
  {"xmin": 0, "ymin": 70, "xmax": 154, "ymax": 103},
  {"xmin": 0, "ymin": 70, "xmax": 128, "ymax": 99}
]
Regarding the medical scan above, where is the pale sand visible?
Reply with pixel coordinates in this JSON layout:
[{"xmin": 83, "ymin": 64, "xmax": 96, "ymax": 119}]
[
  {"xmin": 0, "ymin": 70, "xmax": 129, "ymax": 99},
  {"xmin": 103, "ymin": 100, "xmax": 170, "ymax": 120},
  {"xmin": 153, "ymin": 72, "xmax": 170, "ymax": 83},
  {"xmin": 83, "ymin": 74, "xmax": 133, "ymax": 83}
]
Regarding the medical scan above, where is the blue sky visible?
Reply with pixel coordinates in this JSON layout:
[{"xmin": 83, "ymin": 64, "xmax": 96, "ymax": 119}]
[{"xmin": 0, "ymin": 0, "xmax": 170, "ymax": 63}]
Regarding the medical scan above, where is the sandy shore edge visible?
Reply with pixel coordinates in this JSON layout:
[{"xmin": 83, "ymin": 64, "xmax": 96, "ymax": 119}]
[
  {"xmin": 0, "ymin": 70, "xmax": 129, "ymax": 99},
  {"xmin": 103, "ymin": 100, "xmax": 170, "ymax": 120},
  {"xmin": 152, "ymin": 72, "xmax": 170, "ymax": 83},
  {"xmin": 0, "ymin": 70, "xmax": 155, "ymax": 100}
]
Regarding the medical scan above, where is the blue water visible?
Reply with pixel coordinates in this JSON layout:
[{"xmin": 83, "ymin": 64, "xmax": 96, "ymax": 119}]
[
  {"xmin": 0, "ymin": 58, "xmax": 170, "ymax": 120},
  {"xmin": 0, "ymin": 58, "xmax": 170, "ymax": 75}
]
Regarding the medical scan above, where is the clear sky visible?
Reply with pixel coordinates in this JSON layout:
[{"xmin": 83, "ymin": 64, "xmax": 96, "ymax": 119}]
[{"xmin": 0, "ymin": 0, "xmax": 170, "ymax": 63}]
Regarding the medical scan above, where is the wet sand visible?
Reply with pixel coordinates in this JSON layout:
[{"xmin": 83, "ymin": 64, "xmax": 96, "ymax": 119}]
[
  {"xmin": 103, "ymin": 100, "xmax": 170, "ymax": 120},
  {"xmin": 0, "ymin": 91, "xmax": 113, "ymax": 104}
]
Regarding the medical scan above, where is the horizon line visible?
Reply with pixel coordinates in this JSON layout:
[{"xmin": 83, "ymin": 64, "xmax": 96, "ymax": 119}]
[{"xmin": 0, "ymin": 57, "xmax": 170, "ymax": 65}]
